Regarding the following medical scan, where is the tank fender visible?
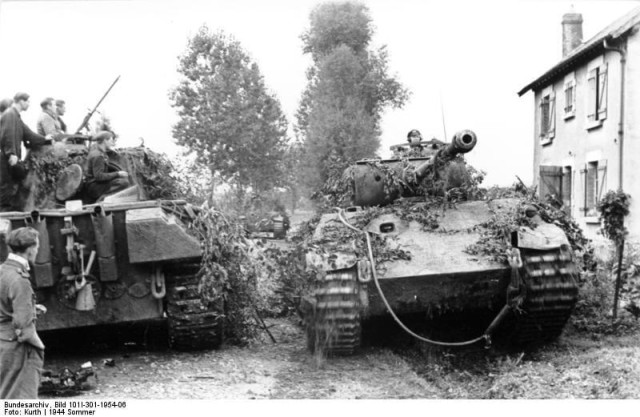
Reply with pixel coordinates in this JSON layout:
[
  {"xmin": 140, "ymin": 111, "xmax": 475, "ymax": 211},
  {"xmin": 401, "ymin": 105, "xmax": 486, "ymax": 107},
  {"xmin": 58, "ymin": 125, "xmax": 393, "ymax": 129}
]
[
  {"xmin": 513, "ymin": 220, "xmax": 570, "ymax": 250},
  {"xmin": 126, "ymin": 207, "xmax": 201, "ymax": 263}
]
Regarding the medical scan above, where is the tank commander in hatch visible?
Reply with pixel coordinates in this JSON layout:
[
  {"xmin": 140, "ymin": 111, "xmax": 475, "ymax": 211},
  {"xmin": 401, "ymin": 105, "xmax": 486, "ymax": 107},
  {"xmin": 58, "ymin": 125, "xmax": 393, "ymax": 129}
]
[
  {"xmin": 85, "ymin": 131, "xmax": 130, "ymax": 203},
  {"xmin": 407, "ymin": 129, "xmax": 423, "ymax": 146}
]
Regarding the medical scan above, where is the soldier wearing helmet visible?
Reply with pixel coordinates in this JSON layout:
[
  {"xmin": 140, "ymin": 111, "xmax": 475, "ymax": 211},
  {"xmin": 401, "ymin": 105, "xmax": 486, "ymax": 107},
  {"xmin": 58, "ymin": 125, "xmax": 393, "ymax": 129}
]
[{"xmin": 407, "ymin": 129, "xmax": 423, "ymax": 146}]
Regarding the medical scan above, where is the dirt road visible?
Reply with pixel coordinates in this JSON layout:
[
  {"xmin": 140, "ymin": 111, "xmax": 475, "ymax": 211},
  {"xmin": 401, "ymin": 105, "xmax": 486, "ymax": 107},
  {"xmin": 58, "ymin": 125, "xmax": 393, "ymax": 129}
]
[
  {"xmin": 40, "ymin": 318, "xmax": 431, "ymax": 399},
  {"xmin": 40, "ymin": 317, "xmax": 640, "ymax": 400}
]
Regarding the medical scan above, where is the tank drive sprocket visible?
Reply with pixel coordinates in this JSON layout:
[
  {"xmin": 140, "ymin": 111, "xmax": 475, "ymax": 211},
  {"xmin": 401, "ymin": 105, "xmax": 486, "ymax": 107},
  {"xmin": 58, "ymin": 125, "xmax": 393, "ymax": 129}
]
[
  {"xmin": 305, "ymin": 269, "xmax": 362, "ymax": 356},
  {"xmin": 165, "ymin": 262, "xmax": 223, "ymax": 351},
  {"xmin": 508, "ymin": 246, "xmax": 579, "ymax": 345}
]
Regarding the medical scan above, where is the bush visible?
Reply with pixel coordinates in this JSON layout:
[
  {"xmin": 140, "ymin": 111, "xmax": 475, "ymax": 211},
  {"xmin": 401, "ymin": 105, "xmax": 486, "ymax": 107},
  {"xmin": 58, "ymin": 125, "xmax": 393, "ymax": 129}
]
[{"xmin": 572, "ymin": 242, "xmax": 640, "ymax": 334}]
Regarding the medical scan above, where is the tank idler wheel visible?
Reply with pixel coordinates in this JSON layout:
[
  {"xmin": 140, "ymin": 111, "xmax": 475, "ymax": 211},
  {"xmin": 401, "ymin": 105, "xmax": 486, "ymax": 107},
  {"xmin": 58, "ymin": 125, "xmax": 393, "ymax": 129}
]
[{"xmin": 305, "ymin": 269, "xmax": 361, "ymax": 356}]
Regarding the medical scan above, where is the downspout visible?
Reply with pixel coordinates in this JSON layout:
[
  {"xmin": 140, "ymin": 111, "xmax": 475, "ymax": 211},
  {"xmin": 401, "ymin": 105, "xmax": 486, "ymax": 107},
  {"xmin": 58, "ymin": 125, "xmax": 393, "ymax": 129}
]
[{"xmin": 603, "ymin": 38, "xmax": 626, "ymax": 189}]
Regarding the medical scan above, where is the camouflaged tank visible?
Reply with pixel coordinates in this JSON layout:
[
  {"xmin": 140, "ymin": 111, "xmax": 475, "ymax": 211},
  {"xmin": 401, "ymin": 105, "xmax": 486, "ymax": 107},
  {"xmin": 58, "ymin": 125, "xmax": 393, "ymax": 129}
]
[
  {"xmin": 0, "ymin": 138, "xmax": 222, "ymax": 350},
  {"xmin": 241, "ymin": 210, "xmax": 290, "ymax": 240},
  {"xmin": 300, "ymin": 130, "xmax": 579, "ymax": 355}
]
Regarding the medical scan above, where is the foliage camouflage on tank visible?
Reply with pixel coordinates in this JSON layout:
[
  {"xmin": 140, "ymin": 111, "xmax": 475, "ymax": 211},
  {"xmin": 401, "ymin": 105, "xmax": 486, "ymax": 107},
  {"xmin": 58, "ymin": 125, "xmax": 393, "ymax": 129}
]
[
  {"xmin": 0, "ymin": 139, "xmax": 222, "ymax": 351},
  {"xmin": 300, "ymin": 130, "xmax": 584, "ymax": 355}
]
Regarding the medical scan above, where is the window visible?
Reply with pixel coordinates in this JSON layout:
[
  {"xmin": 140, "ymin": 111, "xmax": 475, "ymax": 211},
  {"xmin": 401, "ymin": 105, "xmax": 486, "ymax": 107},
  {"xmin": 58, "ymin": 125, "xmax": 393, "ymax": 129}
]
[
  {"xmin": 539, "ymin": 90, "xmax": 555, "ymax": 144},
  {"xmin": 563, "ymin": 79, "xmax": 576, "ymax": 119},
  {"xmin": 587, "ymin": 63, "xmax": 608, "ymax": 128},
  {"xmin": 580, "ymin": 160, "xmax": 607, "ymax": 216}
]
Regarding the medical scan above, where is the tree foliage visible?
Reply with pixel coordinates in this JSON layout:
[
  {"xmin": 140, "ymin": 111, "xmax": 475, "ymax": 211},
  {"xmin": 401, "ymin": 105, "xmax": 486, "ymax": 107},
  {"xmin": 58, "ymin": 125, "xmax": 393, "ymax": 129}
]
[
  {"xmin": 598, "ymin": 189, "xmax": 631, "ymax": 245},
  {"xmin": 170, "ymin": 26, "xmax": 289, "ymax": 194},
  {"xmin": 296, "ymin": 2, "xmax": 409, "ymax": 193}
]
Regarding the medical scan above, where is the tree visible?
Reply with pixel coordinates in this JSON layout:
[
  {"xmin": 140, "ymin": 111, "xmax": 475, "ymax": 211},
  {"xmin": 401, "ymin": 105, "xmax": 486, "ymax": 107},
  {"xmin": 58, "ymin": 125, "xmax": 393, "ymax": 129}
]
[
  {"xmin": 296, "ymin": 2, "xmax": 409, "ymax": 193},
  {"xmin": 597, "ymin": 189, "xmax": 631, "ymax": 320},
  {"xmin": 170, "ymin": 26, "xmax": 289, "ymax": 196}
]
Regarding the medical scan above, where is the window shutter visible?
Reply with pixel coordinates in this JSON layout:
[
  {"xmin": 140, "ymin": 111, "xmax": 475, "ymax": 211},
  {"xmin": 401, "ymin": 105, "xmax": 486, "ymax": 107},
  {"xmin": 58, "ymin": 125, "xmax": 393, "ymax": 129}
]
[
  {"xmin": 539, "ymin": 96, "xmax": 549, "ymax": 137},
  {"xmin": 597, "ymin": 159, "xmax": 608, "ymax": 201},
  {"xmin": 549, "ymin": 92, "xmax": 556, "ymax": 137},
  {"xmin": 562, "ymin": 167, "xmax": 572, "ymax": 213},
  {"xmin": 586, "ymin": 163, "xmax": 597, "ymax": 214},
  {"xmin": 539, "ymin": 165, "xmax": 563, "ymax": 207},
  {"xmin": 598, "ymin": 64, "xmax": 608, "ymax": 120},
  {"xmin": 570, "ymin": 81, "xmax": 576, "ymax": 113},
  {"xmin": 587, "ymin": 68, "xmax": 597, "ymax": 122},
  {"xmin": 564, "ymin": 81, "xmax": 575, "ymax": 115},
  {"xmin": 579, "ymin": 165, "xmax": 587, "ymax": 213}
]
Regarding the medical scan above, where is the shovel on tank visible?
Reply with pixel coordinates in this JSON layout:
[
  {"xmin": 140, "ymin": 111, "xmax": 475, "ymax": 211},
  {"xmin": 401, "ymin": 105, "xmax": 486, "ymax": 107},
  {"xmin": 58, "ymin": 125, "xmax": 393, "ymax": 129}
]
[{"xmin": 74, "ymin": 245, "xmax": 98, "ymax": 311}]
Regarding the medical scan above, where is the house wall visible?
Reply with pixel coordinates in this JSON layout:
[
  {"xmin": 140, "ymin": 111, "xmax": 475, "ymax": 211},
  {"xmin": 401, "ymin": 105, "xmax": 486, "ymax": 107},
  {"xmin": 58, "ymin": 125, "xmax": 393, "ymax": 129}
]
[
  {"xmin": 532, "ymin": 29, "xmax": 640, "ymax": 242},
  {"xmin": 624, "ymin": 28, "xmax": 640, "ymax": 242}
]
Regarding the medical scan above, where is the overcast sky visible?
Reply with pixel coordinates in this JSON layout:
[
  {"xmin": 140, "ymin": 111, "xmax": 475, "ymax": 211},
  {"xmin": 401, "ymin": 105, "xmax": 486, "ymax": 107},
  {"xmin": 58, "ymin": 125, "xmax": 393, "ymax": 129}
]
[{"xmin": 0, "ymin": 0, "xmax": 638, "ymax": 186}]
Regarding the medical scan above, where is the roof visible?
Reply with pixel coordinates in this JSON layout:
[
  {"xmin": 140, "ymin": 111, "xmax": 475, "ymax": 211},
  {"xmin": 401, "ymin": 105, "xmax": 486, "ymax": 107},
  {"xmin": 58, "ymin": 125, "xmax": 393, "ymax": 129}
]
[{"xmin": 518, "ymin": 6, "xmax": 640, "ymax": 96}]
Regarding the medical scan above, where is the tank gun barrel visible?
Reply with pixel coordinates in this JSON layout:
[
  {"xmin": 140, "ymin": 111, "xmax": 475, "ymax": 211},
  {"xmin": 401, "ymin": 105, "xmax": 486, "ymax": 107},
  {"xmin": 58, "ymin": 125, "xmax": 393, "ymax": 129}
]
[{"xmin": 415, "ymin": 130, "xmax": 477, "ymax": 179}]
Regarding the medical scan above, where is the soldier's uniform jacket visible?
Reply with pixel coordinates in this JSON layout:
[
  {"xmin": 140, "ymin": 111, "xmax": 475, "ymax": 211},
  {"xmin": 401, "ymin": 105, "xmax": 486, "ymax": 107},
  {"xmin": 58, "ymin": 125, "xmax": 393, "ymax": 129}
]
[
  {"xmin": 0, "ymin": 255, "xmax": 45, "ymax": 399},
  {"xmin": 0, "ymin": 255, "xmax": 39, "ymax": 345},
  {"xmin": 85, "ymin": 147, "xmax": 121, "ymax": 184},
  {"xmin": 0, "ymin": 107, "xmax": 49, "ymax": 211},
  {"xmin": 0, "ymin": 107, "xmax": 48, "ymax": 160},
  {"xmin": 36, "ymin": 110, "xmax": 62, "ymax": 137}
]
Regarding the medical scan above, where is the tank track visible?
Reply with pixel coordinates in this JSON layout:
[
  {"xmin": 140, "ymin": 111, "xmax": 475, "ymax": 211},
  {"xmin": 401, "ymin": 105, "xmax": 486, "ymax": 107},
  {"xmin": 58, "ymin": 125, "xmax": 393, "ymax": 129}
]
[
  {"xmin": 306, "ymin": 269, "xmax": 361, "ymax": 356},
  {"xmin": 508, "ymin": 247, "xmax": 579, "ymax": 345},
  {"xmin": 165, "ymin": 262, "xmax": 224, "ymax": 351}
]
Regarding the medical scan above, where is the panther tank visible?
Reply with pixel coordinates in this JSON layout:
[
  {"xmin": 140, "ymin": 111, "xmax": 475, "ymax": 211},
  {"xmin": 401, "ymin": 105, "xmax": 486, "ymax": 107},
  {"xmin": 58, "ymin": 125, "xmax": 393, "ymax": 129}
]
[
  {"xmin": 0, "ymin": 139, "xmax": 222, "ymax": 350},
  {"xmin": 300, "ymin": 130, "xmax": 579, "ymax": 355}
]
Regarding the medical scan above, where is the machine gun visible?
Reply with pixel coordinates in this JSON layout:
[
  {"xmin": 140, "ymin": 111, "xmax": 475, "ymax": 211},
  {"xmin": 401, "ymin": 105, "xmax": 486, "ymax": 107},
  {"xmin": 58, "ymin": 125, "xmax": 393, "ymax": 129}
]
[{"xmin": 75, "ymin": 75, "xmax": 121, "ymax": 134}]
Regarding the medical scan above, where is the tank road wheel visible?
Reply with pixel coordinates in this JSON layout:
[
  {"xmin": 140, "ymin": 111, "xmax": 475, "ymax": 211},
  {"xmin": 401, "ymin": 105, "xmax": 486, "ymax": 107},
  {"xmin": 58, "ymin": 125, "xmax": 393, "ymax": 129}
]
[
  {"xmin": 305, "ymin": 269, "xmax": 362, "ymax": 356},
  {"xmin": 165, "ymin": 262, "xmax": 224, "ymax": 351},
  {"xmin": 508, "ymin": 247, "xmax": 579, "ymax": 346}
]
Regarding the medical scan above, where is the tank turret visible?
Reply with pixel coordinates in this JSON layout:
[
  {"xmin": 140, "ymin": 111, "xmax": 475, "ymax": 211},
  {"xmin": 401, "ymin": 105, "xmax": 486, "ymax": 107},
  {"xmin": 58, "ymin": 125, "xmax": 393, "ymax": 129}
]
[{"xmin": 352, "ymin": 129, "xmax": 478, "ymax": 207}]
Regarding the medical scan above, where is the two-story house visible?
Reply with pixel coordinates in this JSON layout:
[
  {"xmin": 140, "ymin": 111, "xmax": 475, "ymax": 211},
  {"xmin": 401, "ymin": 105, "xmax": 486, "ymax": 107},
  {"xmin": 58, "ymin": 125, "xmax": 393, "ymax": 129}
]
[{"xmin": 519, "ymin": 7, "xmax": 640, "ymax": 242}]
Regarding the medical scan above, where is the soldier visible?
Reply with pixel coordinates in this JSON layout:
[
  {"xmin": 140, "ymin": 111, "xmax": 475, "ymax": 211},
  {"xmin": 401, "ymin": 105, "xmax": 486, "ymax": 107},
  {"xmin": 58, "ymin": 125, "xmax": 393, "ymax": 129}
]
[
  {"xmin": 0, "ymin": 98, "xmax": 12, "ymax": 114},
  {"xmin": 0, "ymin": 227, "xmax": 46, "ymax": 399},
  {"xmin": 36, "ymin": 97, "xmax": 63, "ymax": 137},
  {"xmin": 407, "ymin": 129, "xmax": 423, "ymax": 146},
  {"xmin": 84, "ymin": 131, "xmax": 130, "ymax": 202},
  {"xmin": 0, "ymin": 93, "xmax": 53, "ymax": 212},
  {"xmin": 55, "ymin": 99, "xmax": 67, "ymax": 133}
]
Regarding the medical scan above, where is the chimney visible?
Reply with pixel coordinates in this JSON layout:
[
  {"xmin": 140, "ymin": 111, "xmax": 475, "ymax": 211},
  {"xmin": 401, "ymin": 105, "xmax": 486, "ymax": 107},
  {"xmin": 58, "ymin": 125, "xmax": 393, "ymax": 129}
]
[{"xmin": 562, "ymin": 12, "xmax": 583, "ymax": 57}]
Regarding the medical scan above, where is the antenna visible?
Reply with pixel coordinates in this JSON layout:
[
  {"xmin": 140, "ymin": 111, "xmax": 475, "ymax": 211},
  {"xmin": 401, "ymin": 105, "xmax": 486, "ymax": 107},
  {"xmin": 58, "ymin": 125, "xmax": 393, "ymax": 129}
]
[{"xmin": 439, "ymin": 90, "xmax": 448, "ymax": 140}]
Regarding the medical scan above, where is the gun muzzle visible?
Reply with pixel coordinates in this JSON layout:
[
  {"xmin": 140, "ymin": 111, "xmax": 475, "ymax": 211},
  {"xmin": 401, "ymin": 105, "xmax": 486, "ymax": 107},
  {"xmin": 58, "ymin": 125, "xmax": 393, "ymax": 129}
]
[
  {"xmin": 451, "ymin": 130, "xmax": 477, "ymax": 154},
  {"xmin": 413, "ymin": 129, "xmax": 478, "ymax": 179}
]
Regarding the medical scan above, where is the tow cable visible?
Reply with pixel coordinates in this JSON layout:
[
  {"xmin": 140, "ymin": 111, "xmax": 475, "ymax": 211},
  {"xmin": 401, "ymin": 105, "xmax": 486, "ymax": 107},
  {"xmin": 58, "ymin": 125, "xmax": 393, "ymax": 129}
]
[{"xmin": 336, "ymin": 208, "xmax": 519, "ymax": 348}]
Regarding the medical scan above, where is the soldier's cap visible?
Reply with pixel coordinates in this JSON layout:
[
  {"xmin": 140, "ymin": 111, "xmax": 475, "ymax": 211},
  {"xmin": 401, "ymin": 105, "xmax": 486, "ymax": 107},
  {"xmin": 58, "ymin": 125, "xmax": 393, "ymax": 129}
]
[
  {"xmin": 7, "ymin": 227, "xmax": 40, "ymax": 253},
  {"xmin": 92, "ymin": 131, "xmax": 115, "ymax": 143},
  {"xmin": 13, "ymin": 92, "xmax": 30, "ymax": 102}
]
